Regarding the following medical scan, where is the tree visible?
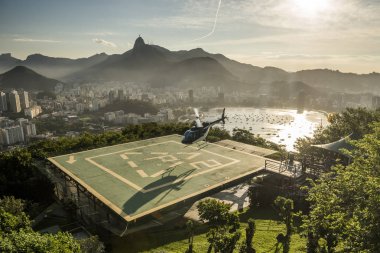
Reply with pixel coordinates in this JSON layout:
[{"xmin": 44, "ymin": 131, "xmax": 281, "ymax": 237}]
[
  {"xmin": 302, "ymin": 122, "xmax": 380, "ymax": 252},
  {"xmin": 185, "ymin": 220, "xmax": 194, "ymax": 253},
  {"xmin": 0, "ymin": 196, "xmax": 82, "ymax": 252},
  {"xmin": 0, "ymin": 196, "xmax": 26, "ymax": 216},
  {"xmin": 0, "ymin": 196, "xmax": 31, "ymax": 234},
  {"xmin": 295, "ymin": 107, "xmax": 380, "ymax": 170},
  {"xmin": 197, "ymin": 199, "xmax": 240, "ymax": 253},
  {"xmin": 244, "ymin": 218, "xmax": 256, "ymax": 253},
  {"xmin": 197, "ymin": 199, "xmax": 236, "ymax": 229},
  {"xmin": 274, "ymin": 196, "xmax": 295, "ymax": 253},
  {"xmin": 213, "ymin": 230, "xmax": 241, "ymax": 253},
  {"xmin": 0, "ymin": 230, "xmax": 81, "ymax": 253},
  {"xmin": 78, "ymin": 235, "xmax": 105, "ymax": 253}
]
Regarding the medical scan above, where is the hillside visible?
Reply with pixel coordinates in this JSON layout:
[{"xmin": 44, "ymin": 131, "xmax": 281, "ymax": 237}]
[{"xmin": 0, "ymin": 66, "xmax": 63, "ymax": 91}]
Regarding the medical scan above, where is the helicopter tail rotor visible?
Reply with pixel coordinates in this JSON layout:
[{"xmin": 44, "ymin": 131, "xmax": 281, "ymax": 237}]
[{"xmin": 221, "ymin": 108, "xmax": 227, "ymax": 124}]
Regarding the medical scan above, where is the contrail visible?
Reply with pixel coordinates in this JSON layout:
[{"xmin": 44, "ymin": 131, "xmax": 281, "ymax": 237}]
[{"xmin": 190, "ymin": 0, "xmax": 222, "ymax": 42}]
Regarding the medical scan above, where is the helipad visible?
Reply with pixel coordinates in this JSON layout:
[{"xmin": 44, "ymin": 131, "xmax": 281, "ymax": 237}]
[{"xmin": 48, "ymin": 135, "xmax": 267, "ymax": 222}]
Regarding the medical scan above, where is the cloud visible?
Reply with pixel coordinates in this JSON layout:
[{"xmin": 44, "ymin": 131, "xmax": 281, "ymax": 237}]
[
  {"xmin": 92, "ymin": 38, "xmax": 117, "ymax": 48},
  {"xmin": 13, "ymin": 38, "xmax": 60, "ymax": 43}
]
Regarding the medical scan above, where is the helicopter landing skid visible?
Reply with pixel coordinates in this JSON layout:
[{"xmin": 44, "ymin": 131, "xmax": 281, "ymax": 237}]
[{"xmin": 197, "ymin": 141, "xmax": 208, "ymax": 150}]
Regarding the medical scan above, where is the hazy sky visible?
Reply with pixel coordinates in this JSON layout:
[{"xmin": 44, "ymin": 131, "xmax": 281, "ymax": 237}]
[{"xmin": 0, "ymin": 0, "xmax": 379, "ymax": 73}]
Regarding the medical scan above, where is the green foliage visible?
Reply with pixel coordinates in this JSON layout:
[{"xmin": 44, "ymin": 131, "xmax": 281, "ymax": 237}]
[
  {"xmin": 302, "ymin": 122, "xmax": 380, "ymax": 252},
  {"xmin": 198, "ymin": 199, "xmax": 241, "ymax": 252},
  {"xmin": 186, "ymin": 220, "xmax": 194, "ymax": 253},
  {"xmin": 197, "ymin": 199, "xmax": 239, "ymax": 230},
  {"xmin": 0, "ymin": 196, "xmax": 26, "ymax": 216},
  {"xmin": 0, "ymin": 196, "xmax": 31, "ymax": 234},
  {"xmin": 242, "ymin": 218, "xmax": 256, "ymax": 253},
  {"xmin": 319, "ymin": 107, "xmax": 380, "ymax": 142},
  {"xmin": 120, "ymin": 207, "xmax": 306, "ymax": 252},
  {"xmin": 274, "ymin": 197, "xmax": 295, "ymax": 253},
  {"xmin": 122, "ymin": 122, "xmax": 189, "ymax": 141},
  {"xmin": 0, "ymin": 149, "xmax": 53, "ymax": 202},
  {"xmin": 0, "ymin": 230, "xmax": 81, "ymax": 253},
  {"xmin": 30, "ymin": 131, "xmax": 128, "ymax": 159},
  {"xmin": 0, "ymin": 196, "xmax": 82, "ymax": 253},
  {"xmin": 208, "ymin": 127, "xmax": 231, "ymax": 142},
  {"xmin": 295, "ymin": 107, "xmax": 380, "ymax": 166},
  {"xmin": 35, "ymin": 117, "xmax": 85, "ymax": 135},
  {"xmin": 211, "ymin": 229, "xmax": 241, "ymax": 253},
  {"xmin": 78, "ymin": 235, "xmax": 105, "ymax": 253},
  {"xmin": 0, "ymin": 209, "xmax": 31, "ymax": 235}
]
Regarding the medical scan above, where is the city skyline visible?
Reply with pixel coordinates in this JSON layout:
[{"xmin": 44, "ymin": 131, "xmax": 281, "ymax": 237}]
[{"xmin": 0, "ymin": 0, "xmax": 379, "ymax": 74}]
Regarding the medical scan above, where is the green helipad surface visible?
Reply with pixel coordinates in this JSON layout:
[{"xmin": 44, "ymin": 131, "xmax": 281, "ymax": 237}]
[{"xmin": 48, "ymin": 135, "xmax": 266, "ymax": 221}]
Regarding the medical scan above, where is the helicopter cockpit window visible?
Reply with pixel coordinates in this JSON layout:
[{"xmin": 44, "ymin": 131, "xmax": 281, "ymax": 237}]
[{"xmin": 184, "ymin": 130, "xmax": 193, "ymax": 140}]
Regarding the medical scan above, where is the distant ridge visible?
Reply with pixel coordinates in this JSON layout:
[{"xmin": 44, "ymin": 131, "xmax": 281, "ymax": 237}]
[
  {"xmin": 1, "ymin": 36, "xmax": 380, "ymax": 93},
  {"xmin": 0, "ymin": 66, "xmax": 62, "ymax": 91},
  {"xmin": 0, "ymin": 53, "xmax": 109, "ymax": 79}
]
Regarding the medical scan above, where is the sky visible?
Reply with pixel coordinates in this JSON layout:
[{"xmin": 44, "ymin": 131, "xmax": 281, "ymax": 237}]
[{"xmin": 0, "ymin": 0, "xmax": 379, "ymax": 74}]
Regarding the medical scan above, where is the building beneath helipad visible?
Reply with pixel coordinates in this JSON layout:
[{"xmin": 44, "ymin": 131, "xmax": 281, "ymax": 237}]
[{"xmin": 47, "ymin": 135, "xmax": 281, "ymax": 236}]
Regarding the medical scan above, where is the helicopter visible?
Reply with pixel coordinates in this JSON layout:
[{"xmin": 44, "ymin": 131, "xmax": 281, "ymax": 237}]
[{"xmin": 181, "ymin": 108, "xmax": 227, "ymax": 145}]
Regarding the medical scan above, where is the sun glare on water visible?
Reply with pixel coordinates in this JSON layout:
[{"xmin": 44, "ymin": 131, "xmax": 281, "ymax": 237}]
[{"xmin": 291, "ymin": 0, "xmax": 331, "ymax": 18}]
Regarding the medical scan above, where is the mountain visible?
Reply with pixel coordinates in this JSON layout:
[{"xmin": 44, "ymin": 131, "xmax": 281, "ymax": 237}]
[
  {"xmin": 72, "ymin": 37, "xmax": 167, "ymax": 81},
  {"xmin": 0, "ymin": 54, "xmax": 22, "ymax": 73},
  {"xmin": 0, "ymin": 53, "xmax": 109, "ymax": 79},
  {"xmin": 151, "ymin": 56, "xmax": 239, "ymax": 89},
  {"xmin": 2, "ymin": 36, "xmax": 380, "ymax": 93},
  {"xmin": 291, "ymin": 69, "xmax": 380, "ymax": 93},
  {"xmin": 0, "ymin": 66, "xmax": 62, "ymax": 91},
  {"xmin": 148, "ymin": 45, "xmax": 380, "ymax": 93},
  {"xmin": 68, "ymin": 37, "xmax": 241, "ymax": 90},
  {"xmin": 150, "ymin": 47, "xmax": 289, "ymax": 83},
  {"xmin": 256, "ymin": 80, "xmax": 323, "ymax": 98}
]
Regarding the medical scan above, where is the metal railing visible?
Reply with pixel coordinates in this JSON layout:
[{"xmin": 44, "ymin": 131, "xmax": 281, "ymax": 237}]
[{"xmin": 264, "ymin": 160, "xmax": 301, "ymax": 178}]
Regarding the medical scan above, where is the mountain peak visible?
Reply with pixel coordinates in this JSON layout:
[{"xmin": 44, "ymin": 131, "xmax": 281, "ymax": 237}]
[
  {"xmin": 133, "ymin": 36, "xmax": 146, "ymax": 49},
  {"xmin": 0, "ymin": 66, "xmax": 61, "ymax": 91},
  {"xmin": 9, "ymin": 65, "xmax": 35, "ymax": 74}
]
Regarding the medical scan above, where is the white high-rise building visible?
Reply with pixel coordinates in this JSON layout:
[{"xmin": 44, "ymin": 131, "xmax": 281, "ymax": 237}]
[
  {"xmin": 24, "ymin": 105, "xmax": 42, "ymax": 119},
  {"xmin": 19, "ymin": 91, "xmax": 30, "ymax": 109},
  {"xmin": 21, "ymin": 122, "xmax": 37, "ymax": 137},
  {"xmin": 9, "ymin": 90, "xmax": 21, "ymax": 113},
  {"xmin": 0, "ymin": 91, "xmax": 7, "ymax": 111},
  {"xmin": 1, "ymin": 125, "xmax": 24, "ymax": 145}
]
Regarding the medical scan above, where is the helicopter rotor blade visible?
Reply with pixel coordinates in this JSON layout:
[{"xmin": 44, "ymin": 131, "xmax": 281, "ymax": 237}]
[
  {"xmin": 194, "ymin": 108, "xmax": 200, "ymax": 118},
  {"xmin": 193, "ymin": 108, "xmax": 202, "ymax": 127},
  {"xmin": 195, "ymin": 119, "xmax": 202, "ymax": 128}
]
